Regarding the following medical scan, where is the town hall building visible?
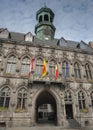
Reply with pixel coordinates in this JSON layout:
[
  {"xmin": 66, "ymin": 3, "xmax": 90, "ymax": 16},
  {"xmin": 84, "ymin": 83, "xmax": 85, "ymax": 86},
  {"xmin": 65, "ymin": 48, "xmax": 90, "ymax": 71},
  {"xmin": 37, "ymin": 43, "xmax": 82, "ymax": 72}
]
[{"xmin": 0, "ymin": 6, "xmax": 93, "ymax": 128}]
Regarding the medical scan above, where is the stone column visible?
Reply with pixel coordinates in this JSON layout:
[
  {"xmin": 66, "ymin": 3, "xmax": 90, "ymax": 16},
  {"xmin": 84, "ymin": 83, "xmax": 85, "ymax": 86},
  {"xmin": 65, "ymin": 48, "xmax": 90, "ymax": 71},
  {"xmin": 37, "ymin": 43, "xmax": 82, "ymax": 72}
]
[
  {"xmin": 57, "ymin": 90, "xmax": 66, "ymax": 127},
  {"xmin": 80, "ymin": 65, "xmax": 85, "ymax": 80},
  {"xmin": 16, "ymin": 57, "xmax": 21, "ymax": 75},
  {"xmin": 70, "ymin": 62, "xmax": 74, "ymax": 80}
]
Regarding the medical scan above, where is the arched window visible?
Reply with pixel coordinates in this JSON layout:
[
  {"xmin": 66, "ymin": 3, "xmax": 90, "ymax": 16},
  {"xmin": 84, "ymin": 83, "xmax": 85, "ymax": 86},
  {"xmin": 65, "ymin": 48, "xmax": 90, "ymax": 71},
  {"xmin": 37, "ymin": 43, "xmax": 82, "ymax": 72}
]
[
  {"xmin": 50, "ymin": 16, "xmax": 53, "ymax": 22},
  {"xmin": 78, "ymin": 90, "xmax": 86, "ymax": 109},
  {"xmin": 90, "ymin": 91, "xmax": 93, "ymax": 107},
  {"xmin": 39, "ymin": 15, "xmax": 42, "ymax": 22},
  {"xmin": 62, "ymin": 61, "xmax": 69, "ymax": 79},
  {"xmin": 21, "ymin": 56, "xmax": 30, "ymax": 74},
  {"xmin": 6, "ymin": 55, "xmax": 16, "ymax": 74},
  {"xmin": 17, "ymin": 88, "xmax": 27, "ymax": 110},
  {"xmin": 85, "ymin": 63, "xmax": 92, "ymax": 80},
  {"xmin": 49, "ymin": 59, "xmax": 56, "ymax": 78},
  {"xmin": 35, "ymin": 58, "xmax": 43, "ymax": 76},
  {"xmin": 0, "ymin": 87, "xmax": 10, "ymax": 108},
  {"xmin": 74, "ymin": 62, "xmax": 81, "ymax": 79},
  {"xmin": 44, "ymin": 14, "xmax": 49, "ymax": 21},
  {"xmin": 64, "ymin": 90, "xmax": 72, "ymax": 101}
]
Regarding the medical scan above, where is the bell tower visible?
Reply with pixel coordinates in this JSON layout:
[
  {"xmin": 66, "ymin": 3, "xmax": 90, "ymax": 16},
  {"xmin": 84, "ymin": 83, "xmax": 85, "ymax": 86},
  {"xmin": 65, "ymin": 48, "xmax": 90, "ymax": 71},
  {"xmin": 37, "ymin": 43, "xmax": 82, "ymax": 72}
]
[{"xmin": 35, "ymin": 6, "xmax": 56, "ymax": 41}]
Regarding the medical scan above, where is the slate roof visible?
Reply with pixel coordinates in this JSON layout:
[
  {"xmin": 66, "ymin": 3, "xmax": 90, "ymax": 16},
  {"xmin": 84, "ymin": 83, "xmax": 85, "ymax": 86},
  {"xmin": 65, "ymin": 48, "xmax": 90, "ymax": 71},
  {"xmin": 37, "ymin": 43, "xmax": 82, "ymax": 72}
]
[
  {"xmin": 59, "ymin": 37, "xmax": 93, "ymax": 52},
  {"xmin": 10, "ymin": 32, "xmax": 25, "ymax": 41},
  {"xmin": 0, "ymin": 29, "xmax": 93, "ymax": 52}
]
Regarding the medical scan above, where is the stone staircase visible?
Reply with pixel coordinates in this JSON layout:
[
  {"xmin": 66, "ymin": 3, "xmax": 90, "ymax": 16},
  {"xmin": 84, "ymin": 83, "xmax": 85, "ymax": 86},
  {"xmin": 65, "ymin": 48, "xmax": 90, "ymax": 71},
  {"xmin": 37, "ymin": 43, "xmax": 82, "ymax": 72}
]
[{"xmin": 3, "ymin": 119, "xmax": 93, "ymax": 130}]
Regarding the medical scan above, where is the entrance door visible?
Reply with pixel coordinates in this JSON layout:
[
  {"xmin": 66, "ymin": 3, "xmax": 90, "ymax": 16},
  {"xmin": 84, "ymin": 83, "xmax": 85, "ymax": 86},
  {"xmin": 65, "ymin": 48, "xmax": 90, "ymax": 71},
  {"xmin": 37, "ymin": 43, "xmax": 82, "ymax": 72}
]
[
  {"xmin": 65, "ymin": 104, "xmax": 73, "ymax": 119},
  {"xmin": 36, "ymin": 91, "xmax": 57, "ymax": 125}
]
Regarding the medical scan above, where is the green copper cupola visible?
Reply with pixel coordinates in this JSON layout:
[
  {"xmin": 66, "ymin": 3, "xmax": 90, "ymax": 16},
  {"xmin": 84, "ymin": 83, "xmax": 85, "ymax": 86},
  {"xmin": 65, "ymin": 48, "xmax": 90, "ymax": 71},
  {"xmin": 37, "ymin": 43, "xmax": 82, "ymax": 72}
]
[{"xmin": 35, "ymin": 6, "xmax": 56, "ymax": 41}]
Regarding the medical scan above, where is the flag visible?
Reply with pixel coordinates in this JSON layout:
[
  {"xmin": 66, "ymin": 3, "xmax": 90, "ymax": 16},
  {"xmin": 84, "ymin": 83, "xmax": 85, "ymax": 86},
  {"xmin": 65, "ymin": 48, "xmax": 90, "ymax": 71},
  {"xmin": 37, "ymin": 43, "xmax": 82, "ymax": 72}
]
[
  {"xmin": 42, "ymin": 59, "xmax": 47, "ymax": 77},
  {"xmin": 55, "ymin": 64, "xmax": 58, "ymax": 78},
  {"xmin": 28, "ymin": 58, "xmax": 34, "ymax": 78}
]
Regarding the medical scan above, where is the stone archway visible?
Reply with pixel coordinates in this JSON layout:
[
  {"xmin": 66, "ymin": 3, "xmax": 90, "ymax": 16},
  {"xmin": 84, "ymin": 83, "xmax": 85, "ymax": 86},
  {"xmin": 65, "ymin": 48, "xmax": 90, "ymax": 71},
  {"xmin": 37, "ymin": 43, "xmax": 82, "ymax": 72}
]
[{"xmin": 35, "ymin": 91, "xmax": 57, "ymax": 125}]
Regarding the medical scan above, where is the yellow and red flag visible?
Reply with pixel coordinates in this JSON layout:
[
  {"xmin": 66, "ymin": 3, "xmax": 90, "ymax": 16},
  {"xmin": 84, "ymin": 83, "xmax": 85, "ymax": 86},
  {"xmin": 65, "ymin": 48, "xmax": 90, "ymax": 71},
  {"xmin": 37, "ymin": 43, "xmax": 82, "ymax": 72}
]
[
  {"xmin": 42, "ymin": 59, "xmax": 47, "ymax": 77},
  {"xmin": 55, "ymin": 64, "xmax": 59, "ymax": 78}
]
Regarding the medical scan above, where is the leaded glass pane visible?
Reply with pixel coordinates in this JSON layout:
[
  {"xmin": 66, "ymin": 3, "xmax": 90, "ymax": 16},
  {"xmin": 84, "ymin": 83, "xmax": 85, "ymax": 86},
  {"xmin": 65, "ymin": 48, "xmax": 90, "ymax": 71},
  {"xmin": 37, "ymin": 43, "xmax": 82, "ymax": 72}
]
[
  {"xmin": 6, "ymin": 55, "xmax": 16, "ymax": 74},
  {"xmin": 35, "ymin": 58, "xmax": 43, "ymax": 76},
  {"xmin": 0, "ymin": 87, "xmax": 10, "ymax": 108},
  {"xmin": 64, "ymin": 90, "xmax": 72, "ymax": 101},
  {"xmin": 17, "ymin": 88, "xmax": 27, "ymax": 110},
  {"xmin": 62, "ymin": 61, "xmax": 69, "ymax": 79},
  {"xmin": 49, "ymin": 60, "xmax": 55, "ymax": 78},
  {"xmin": 78, "ymin": 91, "xmax": 86, "ymax": 109},
  {"xmin": 74, "ymin": 62, "xmax": 81, "ymax": 79},
  {"xmin": 21, "ymin": 57, "xmax": 30, "ymax": 74},
  {"xmin": 85, "ymin": 64, "xmax": 92, "ymax": 79}
]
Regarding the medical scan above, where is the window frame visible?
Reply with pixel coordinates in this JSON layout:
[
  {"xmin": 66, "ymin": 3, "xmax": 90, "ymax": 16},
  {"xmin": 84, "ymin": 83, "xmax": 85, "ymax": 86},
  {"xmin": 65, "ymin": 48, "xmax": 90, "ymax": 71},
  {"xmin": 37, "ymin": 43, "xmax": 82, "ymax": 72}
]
[
  {"xmin": 64, "ymin": 90, "xmax": 72, "ymax": 102},
  {"xmin": 49, "ymin": 59, "xmax": 56, "ymax": 78},
  {"xmin": 0, "ymin": 87, "xmax": 10, "ymax": 108},
  {"xmin": 74, "ymin": 62, "xmax": 81, "ymax": 79},
  {"xmin": 16, "ymin": 88, "xmax": 27, "ymax": 110},
  {"xmin": 78, "ymin": 90, "xmax": 86, "ymax": 110},
  {"xmin": 35, "ymin": 58, "xmax": 43, "ymax": 77},
  {"xmin": 21, "ymin": 56, "xmax": 30, "ymax": 75},
  {"xmin": 85, "ymin": 63, "xmax": 92, "ymax": 80},
  {"xmin": 6, "ymin": 55, "xmax": 16, "ymax": 74},
  {"xmin": 62, "ymin": 61, "xmax": 69, "ymax": 79}
]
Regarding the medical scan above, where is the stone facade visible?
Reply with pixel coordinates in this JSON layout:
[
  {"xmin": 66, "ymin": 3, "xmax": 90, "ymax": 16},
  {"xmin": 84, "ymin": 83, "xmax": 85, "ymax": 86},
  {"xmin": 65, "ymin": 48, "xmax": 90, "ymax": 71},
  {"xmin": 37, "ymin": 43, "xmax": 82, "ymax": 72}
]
[{"xmin": 0, "ymin": 6, "xmax": 93, "ymax": 128}]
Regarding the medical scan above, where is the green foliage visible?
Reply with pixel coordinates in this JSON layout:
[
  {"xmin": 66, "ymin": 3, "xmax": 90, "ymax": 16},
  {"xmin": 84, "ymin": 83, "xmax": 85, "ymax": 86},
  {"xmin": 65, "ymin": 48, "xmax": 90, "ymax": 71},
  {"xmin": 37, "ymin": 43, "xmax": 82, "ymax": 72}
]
[
  {"xmin": 80, "ymin": 108, "xmax": 88, "ymax": 113},
  {"xmin": 0, "ymin": 106, "xmax": 8, "ymax": 111},
  {"xmin": 15, "ymin": 108, "xmax": 27, "ymax": 113}
]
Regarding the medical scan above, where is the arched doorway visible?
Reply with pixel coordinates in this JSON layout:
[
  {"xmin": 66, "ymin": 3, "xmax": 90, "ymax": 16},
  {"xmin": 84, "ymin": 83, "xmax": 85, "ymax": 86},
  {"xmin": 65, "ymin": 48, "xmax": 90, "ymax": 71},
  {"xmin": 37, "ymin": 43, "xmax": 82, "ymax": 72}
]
[{"xmin": 35, "ymin": 91, "xmax": 57, "ymax": 125}]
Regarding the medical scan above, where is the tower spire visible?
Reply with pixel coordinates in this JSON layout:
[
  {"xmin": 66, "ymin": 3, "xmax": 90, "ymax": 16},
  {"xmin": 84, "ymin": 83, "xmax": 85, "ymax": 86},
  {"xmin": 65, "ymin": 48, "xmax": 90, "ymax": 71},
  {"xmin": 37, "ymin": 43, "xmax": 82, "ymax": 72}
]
[{"xmin": 35, "ymin": 6, "xmax": 56, "ymax": 41}]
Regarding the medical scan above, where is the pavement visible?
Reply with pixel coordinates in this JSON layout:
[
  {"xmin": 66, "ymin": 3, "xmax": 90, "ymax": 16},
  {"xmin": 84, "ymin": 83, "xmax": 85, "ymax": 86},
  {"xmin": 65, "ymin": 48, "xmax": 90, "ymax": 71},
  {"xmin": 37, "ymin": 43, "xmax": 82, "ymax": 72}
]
[
  {"xmin": 6, "ymin": 127, "xmax": 80, "ymax": 130},
  {"xmin": 0, "ymin": 125, "xmax": 93, "ymax": 130}
]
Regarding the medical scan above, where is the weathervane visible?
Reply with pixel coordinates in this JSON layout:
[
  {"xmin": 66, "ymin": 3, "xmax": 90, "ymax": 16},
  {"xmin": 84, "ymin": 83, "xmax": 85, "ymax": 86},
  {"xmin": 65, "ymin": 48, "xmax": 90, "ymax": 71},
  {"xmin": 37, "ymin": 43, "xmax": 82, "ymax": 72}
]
[{"xmin": 44, "ymin": 0, "xmax": 47, "ymax": 7}]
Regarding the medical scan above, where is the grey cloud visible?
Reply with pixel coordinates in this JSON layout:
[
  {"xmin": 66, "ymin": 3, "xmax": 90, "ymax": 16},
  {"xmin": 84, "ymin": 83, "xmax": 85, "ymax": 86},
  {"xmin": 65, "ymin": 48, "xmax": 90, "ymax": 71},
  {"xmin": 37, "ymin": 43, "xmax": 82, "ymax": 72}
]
[{"xmin": 0, "ymin": 0, "xmax": 93, "ymax": 43}]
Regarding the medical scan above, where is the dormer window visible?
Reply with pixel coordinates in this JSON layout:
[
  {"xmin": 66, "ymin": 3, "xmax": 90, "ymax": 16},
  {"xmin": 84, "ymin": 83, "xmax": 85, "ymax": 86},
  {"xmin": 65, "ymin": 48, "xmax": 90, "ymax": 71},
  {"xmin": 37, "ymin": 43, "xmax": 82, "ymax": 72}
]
[
  {"xmin": 25, "ymin": 32, "xmax": 33, "ymax": 42},
  {"xmin": 0, "ymin": 28, "xmax": 9, "ymax": 39}
]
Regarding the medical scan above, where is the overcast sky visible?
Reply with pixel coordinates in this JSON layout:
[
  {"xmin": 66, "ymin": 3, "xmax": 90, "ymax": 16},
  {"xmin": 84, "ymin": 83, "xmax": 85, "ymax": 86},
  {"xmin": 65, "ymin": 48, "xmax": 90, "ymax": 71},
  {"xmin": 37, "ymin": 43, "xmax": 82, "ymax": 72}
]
[{"xmin": 0, "ymin": 0, "xmax": 93, "ymax": 43}]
